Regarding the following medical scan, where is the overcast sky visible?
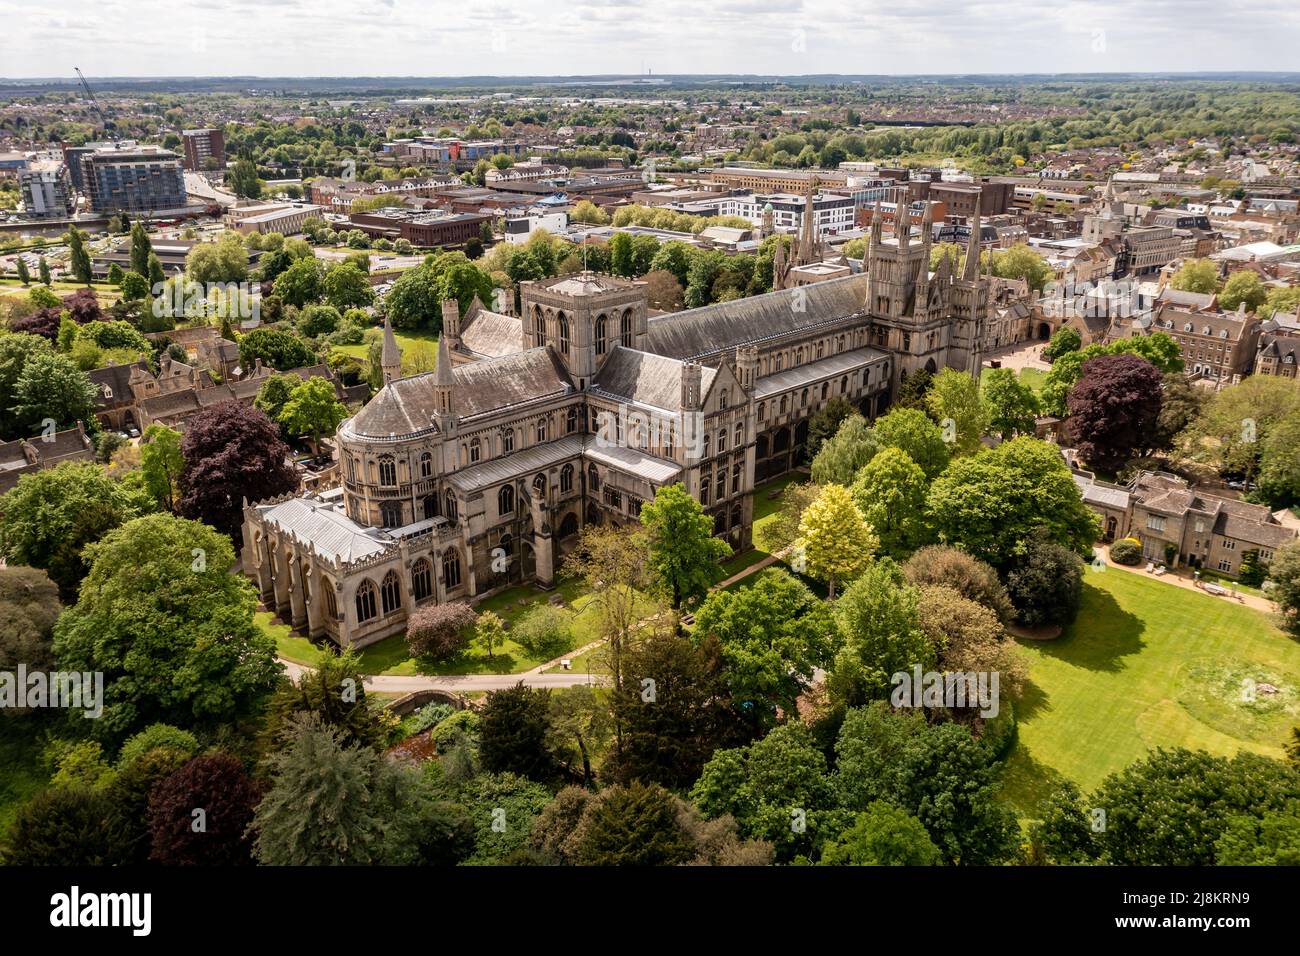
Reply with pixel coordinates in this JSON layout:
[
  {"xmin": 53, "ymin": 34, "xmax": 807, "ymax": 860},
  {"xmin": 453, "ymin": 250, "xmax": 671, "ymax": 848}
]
[{"xmin": 4, "ymin": 0, "xmax": 1298, "ymax": 79}]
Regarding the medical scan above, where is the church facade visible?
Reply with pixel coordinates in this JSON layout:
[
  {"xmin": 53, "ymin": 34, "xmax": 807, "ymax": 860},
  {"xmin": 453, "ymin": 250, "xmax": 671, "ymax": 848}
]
[{"xmin": 242, "ymin": 199, "xmax": 1031, "ymax": 648}]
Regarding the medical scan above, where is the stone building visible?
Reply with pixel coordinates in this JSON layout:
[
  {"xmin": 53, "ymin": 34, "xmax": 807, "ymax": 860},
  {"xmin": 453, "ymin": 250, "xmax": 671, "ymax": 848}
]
[{"xmin": 242, "ymin": 201, "xmax": 1030, "ymax": 648}]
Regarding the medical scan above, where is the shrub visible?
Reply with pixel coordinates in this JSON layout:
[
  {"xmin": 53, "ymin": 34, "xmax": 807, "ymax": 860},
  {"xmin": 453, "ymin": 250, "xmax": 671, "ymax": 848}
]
[
  {"xmin": 431, "ymin": 709, "xmax": 480, "ymax": 749},
  {"xmin": 903, "ymin": 545, "xmax": 1015, "ymax": 624},
  {"xmin": 1109, "ymin": 537, "xmax": 1142, "ymax": 566},
  {"xmin": 116, "ymin": 723, "xmax": 201, "ymax": 769},
  {"xmin": 1005, "ymin": 531, "xmax": 1085, "ymax": 628},
  {"xmin": 407, "ymin": 601, "xmax": 478, "ymax": 660},
  {"xmin": 510, "ymin": 604, "xmax": 574, "ymax": 657},
  {"xmin": 405, "ymin": 701, "xmax": 457, "ymax": 736}
]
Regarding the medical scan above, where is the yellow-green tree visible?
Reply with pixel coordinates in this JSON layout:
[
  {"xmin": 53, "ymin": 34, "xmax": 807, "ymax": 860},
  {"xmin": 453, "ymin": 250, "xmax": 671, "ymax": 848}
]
[{"xmin": 795, "ymin": 483, "xmax": 878, "ymax": 598}]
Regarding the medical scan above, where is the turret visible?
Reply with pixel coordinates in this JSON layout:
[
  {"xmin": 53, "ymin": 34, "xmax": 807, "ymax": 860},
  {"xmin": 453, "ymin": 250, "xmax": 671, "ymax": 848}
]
[
  {"xmin": 441, "ymin": 298, "xmax": 461, "ymax": 350},
  {"xmin": 432, "ymin": 336, "xmax": 457, "ymax": 430},
  {"xmin": 735, "ymin": 345, "xmax": 758, "ymax": 392},
  {"xmin": 381, "ymin": 313, "xmax": 402, "ymax": 386},
  {"xmin": 962, "ymin": 193, "xmax": 984, "ymax": 282}
]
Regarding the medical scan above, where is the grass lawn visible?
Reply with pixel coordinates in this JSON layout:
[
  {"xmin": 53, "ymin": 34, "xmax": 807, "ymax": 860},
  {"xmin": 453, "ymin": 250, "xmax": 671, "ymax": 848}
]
[
  {"xmin": 332, "ymin": 327, "xmax": 438, "ymax": 375},
  {"xmin": 258, "ymin": 611, "xmax": 329, "ymax": 668},
  {"xmin": 1001, "ymin": 569, "xmax": 1300, "ymax": 817},
  {"xmin": 981, "ymin": 365, "xmax": 1048, "ymax": 394}
]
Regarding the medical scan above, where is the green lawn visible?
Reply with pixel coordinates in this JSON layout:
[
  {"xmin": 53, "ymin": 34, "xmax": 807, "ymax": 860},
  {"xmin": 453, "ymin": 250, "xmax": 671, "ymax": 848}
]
[
  {"xmin": 332, "ymin": 327, "xmax": 439, "ymax": 375},
  {"xmin": 1001, "ymin": 569, "xmax": 1300, "ymax": 816},
  {"xmin": 981, "ymin": 365, "xmax": 1048, "ymax": 394}
]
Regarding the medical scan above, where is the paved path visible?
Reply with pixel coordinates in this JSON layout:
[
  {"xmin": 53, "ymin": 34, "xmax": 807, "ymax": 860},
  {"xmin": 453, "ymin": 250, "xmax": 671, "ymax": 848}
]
[
  {"xmin": 277, "ymin": 657, "xmax": 605, "ymax": 692},
  {"xmin": 1096, "ymin": 545, "xmax": 1274, "ymax": 614}
]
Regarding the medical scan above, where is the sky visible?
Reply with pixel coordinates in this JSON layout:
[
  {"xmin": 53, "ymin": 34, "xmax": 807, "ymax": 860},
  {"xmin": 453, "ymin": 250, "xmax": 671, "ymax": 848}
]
[{"xmin": 3, "ymin": 0, "xmax": 1299, "ymax": 79}]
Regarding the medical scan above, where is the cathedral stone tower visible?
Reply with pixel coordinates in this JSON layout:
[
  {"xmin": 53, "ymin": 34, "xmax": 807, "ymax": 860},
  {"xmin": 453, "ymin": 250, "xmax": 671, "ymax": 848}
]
[{"xmin": 518, "ymin": 272, "xmax": 648, "ymax": 389}]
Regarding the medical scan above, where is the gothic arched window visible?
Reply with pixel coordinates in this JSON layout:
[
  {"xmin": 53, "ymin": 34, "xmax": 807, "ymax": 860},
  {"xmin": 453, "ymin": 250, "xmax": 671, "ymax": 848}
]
[
  {"xmin": 445, "ymin": 490, "xmax": 458, "ymax": 522},
  {"xmin": 378, "ymin": 455, "xmax": 396, "ymax": 486},
  {"xmin": 498, "ymin": 484, "xmax": 514, "ymax": 516},
  {"xmin": 442, "ymin": 549, "xmax": 462, "ymax": 589},
  {"xmin": 419, "ymin": 452, "xmax": 433, "ymax": 479},
  {"xmin": 355, "ymin": 580, "xmax": 377, "ymax": 623},
  {"xmin": 595, "ymin": 315, "xmax": 607, "ymax": 355},
  {"xmin": 558, "ymin": 313, "xmax": 570, "ymax": 356},
  {"xmin": 560, "ymin": 464, "xmax": 574, "ymax": 493},
  {"xmin": 380, "ymin": 570, "xmax": 402, "ymax": 615},
  {"xmin": 380, "ymin": 501, "xmax": 403, "ymax": 527},
  {"xmin": 469, "ymin": 438, "xmax": 481, "ymax": 463},
  {"xmin": 620, "ymin": 309, "xmax": 633, "ymax": 347},
  {"xmin": 411, "ymin": 558, "xmax": 432, "ymax": 602}
]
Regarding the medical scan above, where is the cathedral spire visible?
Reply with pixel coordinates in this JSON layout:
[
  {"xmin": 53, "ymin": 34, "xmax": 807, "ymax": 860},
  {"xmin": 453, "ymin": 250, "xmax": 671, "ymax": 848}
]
[
  {"xmin": 432, "ymin": 335, "xmax": 457, "ymax": 424},
  {"xmin": 796, "ymin": 177, "xmax": 819, "ymax": 265},
  {"xmin": 962, "ymin": 193, "xmax": 983, "ymax": 282},
  {"xmin": 915, "ymin": 202, "xmax": 933, "ymax": 310},
  {"xmin": 896, "ymin": 196, "xmax": 910, "ymax": 251},
  {"xmin": 381, "ymin": 314, "xmax": 402, "ymax": 386},
  {"xmin": 772, "ymin": 236, "xmax": 788, "ymax": 291}
]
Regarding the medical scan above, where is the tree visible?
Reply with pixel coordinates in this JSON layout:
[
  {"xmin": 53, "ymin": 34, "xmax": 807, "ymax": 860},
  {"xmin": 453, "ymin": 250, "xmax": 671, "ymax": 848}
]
[
  {"xmin": 1219, "ymin": 270, "xmax": 1268, "ymax": 313},
  {"xmin": 1180, "ymin": 374, "xmax": 1300, "ymax": 486},
  {"xmin": 67, "ymin": 229, "xmax": 92, "ymax": 285},
  {"xmin": 925, "ymin": 368, "xmax": 990, "ymax": 456},
  {"xmin": 753, "ymin": 480, "xmax": 820, "ymax": 555},
  {"xmin": 52, "ymin": 513, "xmax": 280, "ymax": 740},
  {"xmin": 691, "ymin": 720, "xmax": 834, "ymax": 861},
  {"xmin": 926, "ymin": 436, "xmax": 1099, "ymax": 569},
  {"xmin": 810, "ymin": 414, "xmax": 879, "ymax": 486},
  {"xmin": 454, "ymin": 771, "xmax": 551, "ymax": 865},
  {"xmin": 871, "ymin": 407, "xmax": 950, "ymax": 480},
  {"xmin": 136, "ymin": 423, "xmax": 184, "ymax": 512},
  {"xmin": 322, "ymin": 261, "xmax": 374, "ymax": 311},
  {"xmin": 1091, "ymin": 748, "xmax": 1300, "ymax": 865},
  {"xmin": 129, "ymin": 221, "xmax": 153, "ymax": 277},
  {"xmin": 833, "ymin": 704, "xmax": 1020, "ymax": 864},
  {"xmin": 38, "ymin": 258, "xmax": 51, "ymax": 285},
  {"xmin": 1255, "ymin": 410, "xmax": 1300, "ymax": 509},
  {"xmin": 9, "ymin": 351, "xmax": 97, "ymax": 434},
  {"xmin": 14, "ymin": 257, "xmax": 29, "ymax": 285},
  {"xmin": 0, "ymin": 461, "xmax": 151, "ymax": 599},
  {"xmin": 917, "ymin": 584, "xmax": 1025, "ymax": 702},
  {"xmin": 238, "ymin": 327, "xmax": 315, "ymax": 372},
  {"xmin": 992, "ymin": 243, "xmax": 1052, "ymax": 291},
  {"xmin": 545, "ymin": 686, "xmax": 611, "ymax": 787},
  {"xmin": 0, "ymin": 332, "xmax": 54, "ymax": 438},
  {"xmin": 1215, "ymin": 804, "xmax": 1300, "ymax": 866},
  {"xmin": 569, "ymin": 782, "xmax": 696, "ymax": 866},
  {"xmin": 297, "ymin": 303, "xmax": 341, "ymax": 338},
  {"xmin": 1068, "ymin": 352, "xmax": 1163, "ymax": 471},
  {"xmin": 902, "ymin": 545, "xmax": 1014, "ymax": 624},
  {"xmin": 641, "ymin": 269, "xmax": 684, "ymax": 311},
  {"xmin": 1170, "ymin": 258, "xmax": 1220, "ymax": 295},
  {"xmin": 805, "ymin": 396, "xmax": 856, "ymax": 462},
  {"xmin": 251, "ymin": 714, "xmax": 392, "ymax": 865},
  {"xmin": 511, "ymin": 603, "xmax": 573, "ymax": 657},
  {"xmin": 608, "ymin": 625, "xmax": 743, "ymax": 791},
  {"xmin": 896, "ymin": 367, "xmax": 934, "ymax": 411},
  {"xmin": 562, "ymin": 524, "xmax": 649, "ymax": 693},
  {"xmin": 639, "ymin": 483, "xmax": 729, "ymax": 609},
  {"xmin": 185, "ymin": 233, "xmax": 248, "ymax": 285},
  {"xmin": 819, "ymin": 802, "xmax": 942, "ymax": 866},
  {"xmin": 228, "ymin": 158, "xmax": 263, "ymax": 200},
  {"xmin": 278, "ymin": 377, "xmax": 347, "ymax": 457},
  {"xmin": 478, "ymin": 683, "xmax": 556, "ymax": 782},
  {"xmin": 1029, "ymin": 781, "xmax": 1100, "ymax": 864},
  {"xmin": 272, "ymin": 256, "xmax": 325, "ymax": 309},
  {"xmin": 1152, "ymin": 372, "xmax": 1207, "ymax": 451},
  {"xmin": 795, "ymin": 483, "xmax": 878, "ymax": 598},
  {"xmin": 830, "ymin": 560, "xmax": 932, "ymax": 706},
  {"xmin": 1004, "ymin": 530, "xmax": 1085, "ymax": 627},
  {"xmin": 850, "ymin": 448, "xmax": 931, "ymax": 557},
  {"xmin": 475, "ymin": 610, "xmax": 505, "ymax": 660},
  {"xmin": 1268, "ymin": 540, "xmax": 1300, "ymax": 638},
  {"xmin": 148, "ymin": 754, "xmax": 264, "ymax": 865},
  {"xmin": 0, "ymin": 566, "xmax": 61, "ymax": 674},
  {"xmin": 982, "ymin": 368, "xmax": 1040, "ymax": 439},
  {"xmin": 259, "ymin": 649, "xmax": 390, "ymax": 754},
  {"xmin": 3, "ymin": 787, "xmax": 134, "ymax": 866},
  {"xmin": 691, "ymin": 568, "xmax": 837, "ymax": 730},
  {"xmin": 1043, "ymin": 326, "xmax": 1081, "ymax": 363},
  {"xmin": 406, "ymin": 601, "xmax": 477, "ymax": 660},
  {"xmin": 178, "ymin": 401, "xmax": 297, "ymax": 540}
]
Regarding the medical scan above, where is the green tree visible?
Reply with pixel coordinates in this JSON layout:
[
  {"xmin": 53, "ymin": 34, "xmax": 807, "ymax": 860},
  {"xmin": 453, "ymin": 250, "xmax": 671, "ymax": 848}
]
[
  {"xmin": 810, "ymin": 414, "xmax": 878, "ymax": 486},
  {"xmin": 129, "ymin": 221, "xmax": 153, "ymax": 277},
  {"xmin": 38, "ymin": 258, "xmax": 51, "ymax": 286},
  {"xmin": 0, "ymin": 461, "xmax": 151, "ymax": 598},
  {"xmin": 925, "ymin": 368, "xmax": 989, "ymax": 456},
  {"xmin": 926, "ymin": 436, "xmax": 1100, "ymax": 569},
  {"xmin": 639, "ymin": 482, "xmax": 729, "ymax": 609},
  {"xmin": 819, "ymin": 802, "xmax": 942, "ymax": 866},
  {"xmin": 272, "ymin": 256, "xmax": 326, "ymax": 309},
  {"xmin": 1268, "ymin": 540, "xmax": 1300, "ymax": 638},
  {"xmin": 850, "ymin": 448, "xmax": 931, "ymax": 557},
  {"xmin": 795, "ymin": 482, "xmax": 878, "ymax": 598},
  {"xmin": 1170, "ymin": 258, "xmax": 1220, "ymax": 294},
  {"xmin": 829, "ymin": 561, "xmax": 932, "ymax": 706},
  {"xmin": 322, "ymin": 261, "xmax": 374, "ymax": 311},
  {"xmin": 67, "ymin": 229, "xmax": 92, "ymax": 285},
  {"xmin": 478, "ymin": 683, "xmax": 556, "ymax": 782},
  {"xmin": 251, "ymin": 714, "xmax": 392, "ymax": 865},
  {"xmin": 139, "ymin": 423, "xmax": 183, "ymax": 511},
  {"xmin": 691, "ymin": 568, "xmax": 837, "ymax": 730},
  {"xmin": 475, "ymin": 610, "xmax": 506, "ymax": 660},
  {"xmin": 0, "ymin": 332, "xmax": 54, "ymax": 438},
  {"xmin": 52, "ymin": 513, "xmax": 280, "ymax": 740},
  {"xmin": 228, "ymin": 158, "xmax": 263, "ymax": 200},
  {"xmin": 238, "ymin": 327, "xmax": 315, "ymax": 371},
  {"xmin": 570, "ymin": 782, "xmax": 696, "ymax": 866},
  {"xmin": 13, "ymin": 351, "xmax": 98, "ymax": 434},
  {"xmin": 871, "ymin": 407, "xmax": 950, "ymax": 480},
  {"xmin": 185, "ymin": 232, "xmax": 249, "ymax": 285},
  {"xmin": 1219, "ymin": 270, "xmax": 1268, "ymax": 313},
  {"xmin": 15, "ymin": 257, "xmax": 29, "ymax": 285},
  {"xmin": 804, "ymin": 396, "xmax": 856, "ymax": 463},
  {"xmin": 278, "ymin": 376, "xmax": 347, "ymax": 457},
  {"xmin": 982, "ymin": 367, "xmax": 1040, "ymax": 438},
  {"xmin": 1042, "ymin": 326, "xmax": 1081, "ymax": 363}
]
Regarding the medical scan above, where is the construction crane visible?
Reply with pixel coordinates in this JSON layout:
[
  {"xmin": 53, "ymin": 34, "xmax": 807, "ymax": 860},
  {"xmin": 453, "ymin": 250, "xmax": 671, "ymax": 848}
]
[{"xmin": 73, "ymin": 67, "xmax": 108, "ymax": 130}]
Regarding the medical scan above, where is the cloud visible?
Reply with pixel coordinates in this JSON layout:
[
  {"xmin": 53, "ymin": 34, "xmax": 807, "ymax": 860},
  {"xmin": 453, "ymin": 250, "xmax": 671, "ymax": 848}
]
[{"xmin": 1, "ymin": 0, "xmax": 1296, "ymax": 76}]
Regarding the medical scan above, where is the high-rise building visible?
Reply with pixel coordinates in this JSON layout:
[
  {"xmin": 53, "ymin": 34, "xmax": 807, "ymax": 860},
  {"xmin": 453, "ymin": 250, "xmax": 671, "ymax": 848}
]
[
  {"xmin": 82, "ymin": 145, "xmax": 186, "ymax": 213},
  {"xmin": 19, "ymin": 159, "xmax": 74, "ymax": 218},
  {"xmin": 181, "ymin": 128, "xmax": 226, "ymax": 172}
]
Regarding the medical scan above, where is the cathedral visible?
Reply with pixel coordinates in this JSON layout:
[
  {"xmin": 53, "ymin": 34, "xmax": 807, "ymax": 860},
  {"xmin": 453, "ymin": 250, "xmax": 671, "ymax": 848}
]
[{"xmin": 242, "ymin": 197, "xmax": 1036, "ymax": 648}]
